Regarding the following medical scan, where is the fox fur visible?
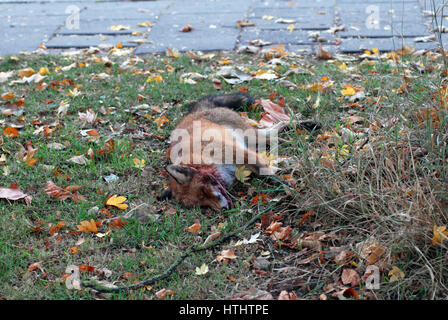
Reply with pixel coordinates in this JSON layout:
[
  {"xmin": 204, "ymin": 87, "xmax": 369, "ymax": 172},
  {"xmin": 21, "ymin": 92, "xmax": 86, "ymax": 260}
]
[{"xmin": 160, "ymin": 92, "xmax": 284, "ymax": 211}]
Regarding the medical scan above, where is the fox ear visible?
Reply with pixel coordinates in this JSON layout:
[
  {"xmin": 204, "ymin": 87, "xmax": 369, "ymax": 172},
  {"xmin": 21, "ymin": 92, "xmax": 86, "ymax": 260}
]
[{"xmin": 166, "ymin": 165, "xmax": 197, "ymax": 185}]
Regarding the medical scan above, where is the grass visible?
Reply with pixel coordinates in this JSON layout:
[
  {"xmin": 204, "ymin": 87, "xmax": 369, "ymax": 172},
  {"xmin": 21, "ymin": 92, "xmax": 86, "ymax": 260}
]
[{"xmin": 0, "ymin": 45, "xmax": 447, "ymax": 300}]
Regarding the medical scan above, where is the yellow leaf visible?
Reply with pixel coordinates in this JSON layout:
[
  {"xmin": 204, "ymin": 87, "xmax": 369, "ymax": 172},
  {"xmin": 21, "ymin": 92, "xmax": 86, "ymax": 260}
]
[
  {"xmin": 220, "ymin": 58, "xmax": 230, "ymax": 65},
  {"xmin": 432, "ymin": 225, "xmax": 448, "ymax": 245},
  {"xmin": 106, "ymin": 195, "xmax": 128, "ymax": 210},
  {"xmin": 235, "ymin": 165, "xmax": 252, "ymax": 183},
  {"xmin": 287, "ymin": 24, "xmax": 295, "ymax": 32},
  {"xmin": 146, "ymin": 75, "xmax": 163, "ymax": 83},
  {"xmin": 372, "ymin": 48, "xmax": 379, "ymax": 55},
  {"xmin": 39, "ymin": 67, "xmax": 50, "ymax": 76},
  {"xmin": 18, "ymin": 67, "xmax": 34, "ymax": 78},
  {"xmin": 341, "ymin": 86, "xmax": 355, "ymax": 96},
  {"xmin": 138, "ymin": 21, "xmax": 151, "ymax": 27},
  {"xmin": 195, "ymin": 263, "xmax": 209, "ymax": 275},
  {"xmin": 259, "ymin": 151, "xmax": 275, "ymax": 166},
  {"xmin": 338, "ymin": 144, "xmax": 350, "ymax": 158},
  {"xmin": 154, "ymin": 115, "xmax": 169, "ymax": 127},
  {"xmin": 339, "ymin": 62, "xmax": 347, "ymax": 70},
  {"xmin": 133, "ymin": 158, "xmax": 145, "ymax": 169},
  {"xmin": 166, "ymin": 48, "xmax": 180, "ymax": 58},
  {"xmin": 110, "ymin": 24, "xmax": 130, "ymax": 31},
  {"xmin": 388, "ymin": 266, "xmax": 405, "ymax": 282}
]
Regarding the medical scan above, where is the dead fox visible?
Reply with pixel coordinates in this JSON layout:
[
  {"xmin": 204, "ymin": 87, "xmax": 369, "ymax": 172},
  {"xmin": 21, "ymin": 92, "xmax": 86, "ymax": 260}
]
[{"xmin": 160, "ymin": 93, "xmax": 320, "ymax": 211}]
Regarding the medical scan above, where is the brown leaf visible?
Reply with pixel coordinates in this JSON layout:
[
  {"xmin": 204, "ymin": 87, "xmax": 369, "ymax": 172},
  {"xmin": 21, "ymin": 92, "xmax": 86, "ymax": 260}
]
[
  {"xmin": 97, "ymin": 138, "xmax": 115, "ymax": 156},
  {"xmin": 341, "ymin": 268, "xmax": 360, "ymax": 287},
  {"xmin": 212, "ymin": 78, "xmax": 222, "ymax": 90},
  {"xmin": 278, "ymin": 290, "xmax": 298, "ymax": 300},
  {"xmin": 332, "ymin": 287, "xmax": 359, "ymax": 300},
  {"xmin": 317, "ymin": 43, "xmax": 332, "ymax": 59},
  {"xmin": 181, "ymin": 24, "xmax": 194, "ymax": 32},
  {"xmin": 45, "ymin": 181, "xmax": 70, "ymax": 200},
  {"xmin": 257, "ymin": 99, "xmax": 289, "ymax": 127},
  {"xmin": 217, "ymin": 249, "xmax": 237, "ymax": 264},
  {"xmin": 203, "ymin": 231, "xmax": 221, "ymax": 244},
  {"xmin": 270, "ymin": 226, "xmax": 292, "ymax": 241},
  {"xmin": 156, "ymin": 288, "xmax": 175, "ymax": 299},
  {"xmin": 265, "ymin": 221, "xmax": 283, "ymax": 234}
]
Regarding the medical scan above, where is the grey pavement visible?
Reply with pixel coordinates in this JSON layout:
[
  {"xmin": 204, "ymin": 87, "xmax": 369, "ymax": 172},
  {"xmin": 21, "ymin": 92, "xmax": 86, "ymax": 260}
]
[{"xmin": 0, "ymin": 0, "xmax": 446, "ymax": 56}]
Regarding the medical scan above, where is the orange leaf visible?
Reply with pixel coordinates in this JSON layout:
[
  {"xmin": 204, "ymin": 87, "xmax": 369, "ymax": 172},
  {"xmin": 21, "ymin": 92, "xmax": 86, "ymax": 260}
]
[
  {"xmin": 250, "ymin": 193, "xmax": 272, "ymax": 205},
  {"xmin": 187, "ymin": 222, "xmax": 202, "ymax": 234},
  {"xmin": 154, "ymin": 115, "xmax": 170, "ymax": 128},
  {"xmin": 97, "ymin": 138, "xmax": 115, "ymax": 156},
  {"xmin": 3, "ymin": 127, "xmax": 19, "ymax": 138},
  {"xmin": 109, "ymin": 218, "xmax": 127, "ymax": 229},
  {"xmin": 69, "ymin": 246, "xmax": 79, "ymax": 254},
  {"xmin": 49, "ymin": 221, "xmax": 66, "ymax": 235},
  {"xmin": 78, "ymin": 265, "xmax": 95, "ymax": 273},
  {"xmin": 77, "ymin": 219, "xmax": 98, "ymax": 234},
  {"xmin": 317, "ymin": 43, "xmax": 332, "ymax": 59},
  {"xmin": 265, "ymin": 221, "xmax": 283, "ymax": 234},
  {"xmin": 1, "ymin": 91, "xmax": 16, "ymax": 100},
  {"xmin": 181, "ymin": 24, "xmax": 194, "ymax": 32},
  {"xmin": 86, "ymin": 129, "xmax": 99, "ymax": 137}
]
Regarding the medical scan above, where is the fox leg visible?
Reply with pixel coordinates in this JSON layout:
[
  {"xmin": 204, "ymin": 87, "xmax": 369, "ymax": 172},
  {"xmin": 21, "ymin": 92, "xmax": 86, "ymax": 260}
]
[{"xmin": 257, "ymin": 121, "xmax": 289, "ymax": 145}]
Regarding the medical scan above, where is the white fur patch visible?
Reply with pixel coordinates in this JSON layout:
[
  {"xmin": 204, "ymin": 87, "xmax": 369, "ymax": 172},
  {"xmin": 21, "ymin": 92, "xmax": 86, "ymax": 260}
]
[{"xmin": 217, "ymin": 164, "xmax": 236, "ymax": 188}]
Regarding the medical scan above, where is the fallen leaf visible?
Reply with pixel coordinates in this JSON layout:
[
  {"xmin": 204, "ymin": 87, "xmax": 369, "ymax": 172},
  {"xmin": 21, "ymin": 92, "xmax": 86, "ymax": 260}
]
[
  {"xmin": 49, "ymin": 221, "xmax": 66, "ymax": 235},
  {"xmin": 97, "ymin": 138, "xmax": 115, "ymax": 156},
  {"xmin": 156, "ymin": 288, "xmax": 175, "ymax": 299},
  {"xmin": 3, "ymin": 127, "xmax": 19, "ymax": 138},
  {"xmin": 0, "ymin": 184, "xmax": 30, "ymax": 202},
  {"xmin": 110, "ymin": 24, "xmax": 130, "ymax": 31},
  {"xmin": 388, "ymin": 266, "xmax": 405, "ymax": 282},
  {"xmin": 0, "ymin": 71, "xmax": 14, "ymax": 83},
  {"xmin": 317, "ymin": 43, "xmax": 332, "ymax": 59},
  {"xmin": 181, "ymin": 24, "xmax": 194, "ymax": 32},
  {"xmin": 45, "ymin": 181, "xmax": 71, "ymax": 200},
  {"xmin": 68, "ymin": 154, "xmax": 89, "ymax": 165},
  {"xmin": 217, "ymin": 249, "xmax": 237, "ymax": 264},
  {"xmin": 278, "ymin": 290, "xmax": 298, "ymax": 300},
  {"xmin": 203, "ymin": 231, "xmax": 221, "ymax": 244},
  {"xmin": 235, "ymin": 165, "xmax": 252, "ymax": 183},
  {"xmin": 106, "ymin": 195, "xmax": 128, "ymax": 210},
  {"xmin": 341, "ymin": 86, "xmax": 356, "ymax": 96},
  {"xmin": 77, "ymin": 219, "xmax": 99, "ymax": 234},
  {"xmin": 187, "ymin": 222, "xmax": 202, "ymax": 234},
  {"xmin": 195, "ymin": 263, "xmax": 209, "ymax": 275},
  {"xmin": 341, "ymin": 268, "xmax": 360, "ymax": 287},
  {"xmin": 432, "ymin": 225, "xmax": 448, "ymax": 245},
  {"xmin": 18, "ymin": 67, "xmax": 34, "ymax": 78}
]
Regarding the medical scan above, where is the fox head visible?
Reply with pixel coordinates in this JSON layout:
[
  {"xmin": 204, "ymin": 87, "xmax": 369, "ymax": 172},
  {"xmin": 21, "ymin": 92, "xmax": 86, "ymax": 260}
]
[{"xmin": 164, "ymin": 164, "xmax": 232, "ymax": 211}]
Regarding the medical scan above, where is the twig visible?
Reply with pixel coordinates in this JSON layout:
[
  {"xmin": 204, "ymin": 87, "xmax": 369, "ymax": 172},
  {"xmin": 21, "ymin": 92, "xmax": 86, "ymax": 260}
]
[{"xmin": 82, "ymin": 207, "xmax": 272, "ymax": 293}]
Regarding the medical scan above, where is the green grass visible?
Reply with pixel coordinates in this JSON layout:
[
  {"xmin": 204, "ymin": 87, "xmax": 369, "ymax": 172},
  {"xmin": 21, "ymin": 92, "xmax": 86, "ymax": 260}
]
[{"xmin": 0, "ymin": 47, "xmax": 447, "ymax": 300}]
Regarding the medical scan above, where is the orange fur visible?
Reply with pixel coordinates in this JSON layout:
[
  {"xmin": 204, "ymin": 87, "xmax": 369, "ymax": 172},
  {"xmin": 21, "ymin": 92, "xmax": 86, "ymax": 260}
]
[{"xmin": 164, "ymin": 94, "xmax": 273, "ymax": 210}]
